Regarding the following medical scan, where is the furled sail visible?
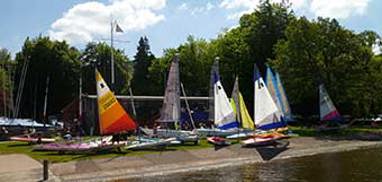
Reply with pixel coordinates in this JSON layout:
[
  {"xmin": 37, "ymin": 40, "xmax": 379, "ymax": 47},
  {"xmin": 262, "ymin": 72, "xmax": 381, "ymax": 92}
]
[
  {"xmin": 96, "ymin": 69, "xmax": 136, "ymax": 135},
  {"xmin": 209, "ymin": 60, "xmax": 219, "ymax": 121},
  {"xmin": 158, "ymin": 55, "xmax": 181, "ymax": 126}
]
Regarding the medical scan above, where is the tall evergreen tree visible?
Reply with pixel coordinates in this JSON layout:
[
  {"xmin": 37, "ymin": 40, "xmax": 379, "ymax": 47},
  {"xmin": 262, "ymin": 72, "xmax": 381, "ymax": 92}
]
[{"xmin": 131, "ymin": 36, "xmax": 155, "ymax": 95}]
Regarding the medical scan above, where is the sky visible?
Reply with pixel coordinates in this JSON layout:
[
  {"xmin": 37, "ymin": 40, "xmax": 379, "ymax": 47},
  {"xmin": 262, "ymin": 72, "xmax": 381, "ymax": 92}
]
[{"xmin": 0, "ymin": 0, "xmax": 381, "ymax": 59}]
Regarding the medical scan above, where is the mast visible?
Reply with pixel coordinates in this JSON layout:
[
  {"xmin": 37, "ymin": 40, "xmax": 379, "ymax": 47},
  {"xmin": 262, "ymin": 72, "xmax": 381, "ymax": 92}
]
[
  {"xmin": 110, "ymin": 19, "xmax": 115, "ymax": 91},
  {"xmin": 79, "ymin": 67, "xmax": 82, "ymax": 122},
  {"xmin": 43, "ymin": 76, "xmax": 50, "ymax": 127},
  {"xmin": 2, "ymin": 63, "xmax": 6, "ymax": 116},
  {"xmin": 209, "ymin": 57, "xmax": 219, "ymax": 122},
  {"xmin": 181, "ymin": 82, "xmax": 196, "ymax": 129},
  {"xmin": 14, "ymin": 56, "xmax": 29, "ymax": 118},
  {"xmin": 128, "ymin": 86, "xmax": 137, "ymax": 117}
]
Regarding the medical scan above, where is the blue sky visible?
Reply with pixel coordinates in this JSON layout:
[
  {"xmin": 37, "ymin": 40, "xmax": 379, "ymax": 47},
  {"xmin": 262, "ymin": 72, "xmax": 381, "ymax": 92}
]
[{"xmin": 0, "ymin": 0, "xmax": 381, "ymax": 58}]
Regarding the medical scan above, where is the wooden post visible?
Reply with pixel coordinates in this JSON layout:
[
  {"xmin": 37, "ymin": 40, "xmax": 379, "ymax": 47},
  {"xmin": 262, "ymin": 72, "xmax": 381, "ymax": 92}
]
[{"xmin": 43, "ymin": 160, "xmax": 49, "ymax": 180}]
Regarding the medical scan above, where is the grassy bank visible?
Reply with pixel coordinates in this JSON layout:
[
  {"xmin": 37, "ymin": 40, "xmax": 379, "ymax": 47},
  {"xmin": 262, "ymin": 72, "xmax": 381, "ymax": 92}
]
[
  {"xmin": 0, "ymin": 139, "xmax": 215, "ymax": 163},
  {"xmin": 289, "ymin": 125, "xmax": 382, "ymax": 138},
  {"xmin": 1, "ymin": 125, "xmax": 381, "ymax": 163}
]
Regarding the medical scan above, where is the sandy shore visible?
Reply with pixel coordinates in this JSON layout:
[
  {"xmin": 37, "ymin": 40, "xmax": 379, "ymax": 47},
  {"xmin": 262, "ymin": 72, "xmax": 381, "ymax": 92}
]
[{"xmin": 45, "ymin": 137, "xmax": 382, "ymax": 181}]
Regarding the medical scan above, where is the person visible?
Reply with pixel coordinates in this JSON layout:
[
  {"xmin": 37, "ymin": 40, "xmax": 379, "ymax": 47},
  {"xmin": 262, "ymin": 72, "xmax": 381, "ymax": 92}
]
[
  {"xmin": 36, "ymin": 132, "xmax": 42, "ymax": 144},
  {"xmin": 111, "ymin": 133, "xmax": 121, "ymax": 144}
]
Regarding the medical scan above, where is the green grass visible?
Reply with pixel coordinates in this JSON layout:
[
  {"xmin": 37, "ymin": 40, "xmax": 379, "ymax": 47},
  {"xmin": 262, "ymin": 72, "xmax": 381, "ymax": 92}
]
[
  {"xmin": 0, "ymin": 139, "xmax": 215, "ymax": 163},
  {"xmin": 289, "ymin": 125, "xmax": 382, "ymax": 137}
]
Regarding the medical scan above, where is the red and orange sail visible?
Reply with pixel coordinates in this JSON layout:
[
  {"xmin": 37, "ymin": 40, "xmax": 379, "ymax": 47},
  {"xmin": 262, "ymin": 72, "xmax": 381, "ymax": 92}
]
[{"xmin": 96, "ymin": 69, "xmax": 136, "ymax": 135}]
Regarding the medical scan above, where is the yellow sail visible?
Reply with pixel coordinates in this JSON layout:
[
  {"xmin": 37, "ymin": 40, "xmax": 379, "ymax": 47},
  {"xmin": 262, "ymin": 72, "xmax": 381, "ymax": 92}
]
[
  {"xmin": 230, "ymin": 92, "xmax": 255, "ymax": 129},
  {"xmin": 238, "ymin": 93, "xmax": 255, "ymax": 129},
  {"xmin": 96, "ymin": 69, "xmax": 136, "ymax": 135}
]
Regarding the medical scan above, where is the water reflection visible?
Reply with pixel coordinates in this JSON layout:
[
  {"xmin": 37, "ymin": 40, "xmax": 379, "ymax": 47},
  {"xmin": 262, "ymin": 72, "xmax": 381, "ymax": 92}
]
[{"xmin": 129, "ymin": 147, "xmax": 382, "ymax": 182}]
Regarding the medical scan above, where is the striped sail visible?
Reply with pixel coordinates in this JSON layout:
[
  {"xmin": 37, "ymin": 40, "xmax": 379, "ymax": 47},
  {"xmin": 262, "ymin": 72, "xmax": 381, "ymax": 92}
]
[
  {"xmin": 265, "ymin": 66, "xmax": 283, "ymax": 121},
  {"xmin": 254, "ymin": 65, "xmax": 283, "ymax": 130},
  {"xmin": 231, "ymin": 76, "xmax": 254, "ymax": 129},
  {"xmin": 275, "ymin": 72, "xmax": 293, "ymax": 121},
  {"xmin": 213, "ymin": 71, "xmax": 238, "ymax": 130},
  {"xmin": 96, "ymin": 69, "xmax": 136, "ymax": 135},
  {"xmin": 158, "ymin": 55, "xmax": 181, "ymax": 126},
  {"xmin": 319, "ymin": 84, "xmax": 342, "ymax": 121}
]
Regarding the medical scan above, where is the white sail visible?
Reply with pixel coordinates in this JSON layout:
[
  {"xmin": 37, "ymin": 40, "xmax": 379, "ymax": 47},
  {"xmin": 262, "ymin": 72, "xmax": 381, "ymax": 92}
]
[
  {"xmin": 254, "ymin": 65, "xmax": 281, "ymax": 130},
  {"xmin": 319, "ymin": 84, "xmax": 341, "ymax": 121},
  {"xmin": 213, "ymin": 71, "xmax": 238, "ymax": 130}
]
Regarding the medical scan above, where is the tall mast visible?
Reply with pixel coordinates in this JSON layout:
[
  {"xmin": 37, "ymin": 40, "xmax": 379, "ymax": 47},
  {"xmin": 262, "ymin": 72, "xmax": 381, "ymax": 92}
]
[
  {"xmin": 43, "ymin": 76, "xmax": 50, "ymax": 127},
  {"xmin": 110, "ymin": 18, "xmax": 115, "ymax": 91}
]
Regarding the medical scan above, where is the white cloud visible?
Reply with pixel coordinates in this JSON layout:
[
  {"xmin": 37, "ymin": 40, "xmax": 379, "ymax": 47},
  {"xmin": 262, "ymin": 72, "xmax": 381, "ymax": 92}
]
[
  {"xmin": 49, "ymin": 0, "xmax": 166, "ymax": 44},
  {"xmin": 310, "ymin": 0, "xmax": 370, "ymax": 19},
  {"xmin": 177, "ymin": 2, "xmax": 215, "ymax": 16},
  {"xmin": 178, "ymin": 3, "xmax": 188, "ymax": 10},
  {"xmin": 220, "ymin": 0, "xmax": 371, "ymax": 20}
]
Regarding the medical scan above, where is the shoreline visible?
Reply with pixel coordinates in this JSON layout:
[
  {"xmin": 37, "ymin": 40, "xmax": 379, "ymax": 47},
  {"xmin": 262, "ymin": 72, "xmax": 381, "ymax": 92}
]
[{"xmin": 49, "ymin": 137, "xmax": 382, "ymax": 181}]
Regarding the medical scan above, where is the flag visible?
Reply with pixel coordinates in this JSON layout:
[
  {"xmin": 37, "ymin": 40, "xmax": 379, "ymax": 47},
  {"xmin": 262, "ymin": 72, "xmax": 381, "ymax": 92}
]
[{"xmin": 115, "ymin": 23, "xmax": 124, "ymax": 33}]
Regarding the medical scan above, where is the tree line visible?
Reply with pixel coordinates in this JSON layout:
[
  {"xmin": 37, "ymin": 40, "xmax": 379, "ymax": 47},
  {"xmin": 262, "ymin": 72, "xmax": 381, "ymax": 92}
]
[{"xmin": 0, "ymin": 0, "xmax": 381, "ymax": 122}]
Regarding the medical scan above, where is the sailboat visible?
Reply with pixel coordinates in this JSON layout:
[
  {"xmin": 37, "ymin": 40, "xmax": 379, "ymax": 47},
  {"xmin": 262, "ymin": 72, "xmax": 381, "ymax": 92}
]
[
  {"xmin": 196, "ymin": 59, "xmax": 240, "ymax": 137},
  {"xmin": 275, "ymin": 72, "xmax": 293, "ymax": 122},
  {"xmin": 34, "ymin": 69, "xmax": 137, "ymax": 153},
  {"xmin": 241, "ymin": 65, "xmax": 288, "ymax": 147},
  {"xmin": 319, "ymin": 84, "xmax": 342, "ymax": 122},
  {"xmin": 265, "ymin": 66, "xmax": 293, "ymax": 122},
  {"xmin": 226, "ymin": 76, "xmax": 256, "ymax": 139},
  {"xmin": 140, "ymin": 55, "xmax": 198, "ymax": 144}
]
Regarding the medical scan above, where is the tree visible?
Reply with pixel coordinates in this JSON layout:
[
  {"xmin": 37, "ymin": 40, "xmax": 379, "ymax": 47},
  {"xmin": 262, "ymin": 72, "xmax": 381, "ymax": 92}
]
[
  {"xmin": 150, "ymin": 36, "xmax": 216, "ymax": 96},
  {"xmin": 131, "ymin": 36, "xmax": 156, "ymax": 95},
  {"xmin": 0, "ymin": 48, "xmax": 13, "ymax": 116},
  {"xmin": 14, "ymin": 36, "xmax": 80, "ymax": 121},
  {"xmin": 239, "ymin": 0, "xmax": 294, "ymax": 76},
  {"xmin": 80, "ymin": 42, "xmax": 133, "ymax": 95},
  {"xmin": 272, "ymin": 17, "xmax": 376, "ymax": 118}
]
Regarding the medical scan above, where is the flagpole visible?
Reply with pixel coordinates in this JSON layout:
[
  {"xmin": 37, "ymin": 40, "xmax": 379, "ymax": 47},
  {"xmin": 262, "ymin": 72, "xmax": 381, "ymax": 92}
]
[{"xmin": 110, "ymin": 19, "xmax": 115, "ymax": 91}]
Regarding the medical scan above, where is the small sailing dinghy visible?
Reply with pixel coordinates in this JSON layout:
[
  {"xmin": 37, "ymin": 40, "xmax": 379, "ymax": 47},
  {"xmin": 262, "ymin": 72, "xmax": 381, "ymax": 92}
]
[
  {"xmin": 35, "ymin": 69, "xmax": 137, "ymax": 153},
  {"xmin": 196, "ymin": 59, "xmax": 239, "ymax": 137},
  {"xmin": 10, "ymin": 134, "xmax": 55, "ymax": 144},
  {"xmin": 125, "ymin": 137, "xmax": 177, "ymax": 150},
  {"xmin": 226, "ymin": 76, "xmax": 255, "ymax": 139},
  {"xmin": 241, "ymin": 65, "xmax": 287, "ymax": 147},
  {"xmin": 207, "ymin": 136, "xmax": 231, "ymax": 146},
  {"xmin": 142, "ymin": 55, "xmax": 199, "ymax": 144},
  {"xmin": 317, "ymin": 84, "xmax": 343, "ymax": 130}
]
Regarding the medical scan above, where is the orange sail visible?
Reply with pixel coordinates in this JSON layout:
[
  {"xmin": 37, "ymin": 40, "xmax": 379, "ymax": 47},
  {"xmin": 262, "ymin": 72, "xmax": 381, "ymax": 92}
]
[{"xmin": 96, "ymin": 69, "xmax": 136, "ymax": 135}]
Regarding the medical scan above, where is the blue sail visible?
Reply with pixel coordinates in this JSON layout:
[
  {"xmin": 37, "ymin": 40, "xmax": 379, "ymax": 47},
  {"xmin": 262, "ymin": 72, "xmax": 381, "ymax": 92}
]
[{"xmin": 275, "ymin": 72, "xmax": 293, "ymax": 122}]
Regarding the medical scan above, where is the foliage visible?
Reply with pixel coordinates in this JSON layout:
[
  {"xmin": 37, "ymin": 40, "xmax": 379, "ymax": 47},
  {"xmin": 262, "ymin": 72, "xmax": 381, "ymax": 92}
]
[
  {"xmin": 272, "ymin": 17, "xmax": 377, "ymax": 117},
  {"xmin": 80, "ymin": 42, "xmax": 133, "ymax": 95},
  {"xmin": 131, "ymin": 36, "xmax": 156, "ymax": 95},
  {"xmin": 239, "ymin": 0, "xmax": 294, "ymax": 75},
  {"xmin": 14, "ymin": 36, "xmax": 80, "ymax": 121},
  {"xmin": 150, "ymin": 36, "xmax": 216, "ymax": 97},
  {"xmin": 0, "ymin": 48, "xmax": 13, "ymax": 116}
]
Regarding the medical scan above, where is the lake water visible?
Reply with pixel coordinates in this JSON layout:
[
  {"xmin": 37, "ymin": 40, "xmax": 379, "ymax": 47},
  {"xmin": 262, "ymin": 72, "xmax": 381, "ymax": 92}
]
[{"xmin": 132, "ymin": 147, "xmax": 382, "ymax": 182}]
